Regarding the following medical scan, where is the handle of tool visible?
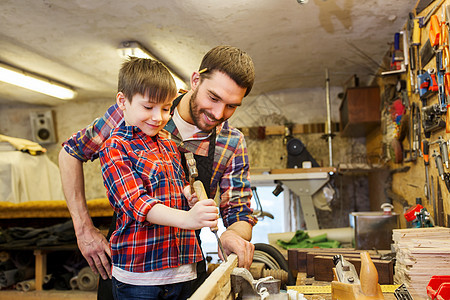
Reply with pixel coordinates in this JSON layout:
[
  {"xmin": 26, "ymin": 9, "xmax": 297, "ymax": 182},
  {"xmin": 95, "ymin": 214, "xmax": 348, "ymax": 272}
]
[
  {"xmin": 394, "ymin": 32, "xmax": 400, "ymax": 51},
  {"xmin": 189, "ymin": 179, "xmax": 195, "ymax": 195},
  {"xmin": 423, "ymin": 140, "xmax": 430, "ymax": 165},
  {"xmin": 434, "ymin": 151, "xmax": 445, "ymax": 179},
  {"xmin": 359, "ymin": 252, "xmax": 380, "ymax": 297},
  {"xmin": 413, "ymin": 18, "xmax": 421, "ymax": 45},
  {"xmin": 441, "ymin": 141, "xmax": 449, "ymax": 166},
  {"xmin": 192, "ymin": 180, "xmax": 219, "ymax": 232},
  {"xmin": 430, "ymin": 15, "xmax": 441, "ymax": 47}
]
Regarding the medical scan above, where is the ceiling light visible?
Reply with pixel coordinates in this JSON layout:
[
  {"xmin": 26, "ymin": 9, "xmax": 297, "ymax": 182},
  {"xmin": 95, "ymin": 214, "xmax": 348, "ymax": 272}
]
[
  {"xmin": 0, "ymin": 63, "xmax": 76, "ymax": 100},
  {"xmin": 117, "ymin": 41, "xmax": 188, "ymax": 90}
]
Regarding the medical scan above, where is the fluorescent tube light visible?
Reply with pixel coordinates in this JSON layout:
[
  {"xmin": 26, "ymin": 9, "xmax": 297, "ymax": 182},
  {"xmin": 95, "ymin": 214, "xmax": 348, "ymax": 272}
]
[
  {"xmin": 0, "ymin": 63, "xmax": 76, "ymax": 100},
  {"xmin": 117, "ymin": 41, "xmax": 188, "ymax": 91}
]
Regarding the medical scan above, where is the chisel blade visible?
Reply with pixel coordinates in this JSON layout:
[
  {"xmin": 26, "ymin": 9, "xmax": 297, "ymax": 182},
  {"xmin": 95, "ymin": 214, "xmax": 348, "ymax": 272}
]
[{"xmin": 213, "ymin": 230, "xmax": 227, "ymax": 262}]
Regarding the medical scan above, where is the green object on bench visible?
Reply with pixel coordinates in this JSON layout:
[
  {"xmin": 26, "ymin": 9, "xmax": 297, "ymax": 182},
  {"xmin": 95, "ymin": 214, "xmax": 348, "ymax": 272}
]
[{"xmin": 276, "ymin": 230, "xmax": 341, "ymax": 249}]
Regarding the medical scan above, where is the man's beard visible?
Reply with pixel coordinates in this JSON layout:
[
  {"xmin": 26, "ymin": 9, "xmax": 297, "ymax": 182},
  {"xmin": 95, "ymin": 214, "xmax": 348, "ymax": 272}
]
[{"xmin": 189, "ymin": 88, "xmax": 223, "ymax": 132}]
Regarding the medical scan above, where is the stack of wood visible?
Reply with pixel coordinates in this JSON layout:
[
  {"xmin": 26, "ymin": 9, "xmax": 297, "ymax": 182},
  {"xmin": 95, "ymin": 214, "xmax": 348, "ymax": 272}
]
[{"xmin": 393, "ymin": 227, "xmax": 450, "ymax": 298}]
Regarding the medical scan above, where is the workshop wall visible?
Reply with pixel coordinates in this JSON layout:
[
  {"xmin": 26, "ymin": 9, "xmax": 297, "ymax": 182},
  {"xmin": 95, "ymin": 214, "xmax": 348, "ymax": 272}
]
[
  {"xmin": 367, "ymin": 1, "xmax": 450, "ymax": 229},
  {"xmin": 0, "ymin": 87, "xmax": 370, "ymax": 211},
  {"xmin": 230, "ymin": 87, "xmax": 375, "ymax": 229}
]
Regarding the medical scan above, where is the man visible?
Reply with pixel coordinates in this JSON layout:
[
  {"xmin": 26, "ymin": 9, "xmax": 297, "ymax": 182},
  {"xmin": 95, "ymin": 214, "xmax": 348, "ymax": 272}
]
[{"xmin": 59, "ymin": 45, "xmax": 257, "ymax": 298}]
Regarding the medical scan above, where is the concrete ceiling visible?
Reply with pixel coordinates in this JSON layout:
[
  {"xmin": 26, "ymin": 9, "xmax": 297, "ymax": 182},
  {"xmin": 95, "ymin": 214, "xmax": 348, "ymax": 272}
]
[{"xmin": 0, "ymin": 0, "xmax": 414, "ymax": 106}]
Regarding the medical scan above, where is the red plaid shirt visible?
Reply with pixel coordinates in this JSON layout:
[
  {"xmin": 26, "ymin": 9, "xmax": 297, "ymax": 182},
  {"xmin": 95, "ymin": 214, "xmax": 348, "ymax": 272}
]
[{"xmin": 99, "ymin": 125, "xmax": 202, "ymax": 272}]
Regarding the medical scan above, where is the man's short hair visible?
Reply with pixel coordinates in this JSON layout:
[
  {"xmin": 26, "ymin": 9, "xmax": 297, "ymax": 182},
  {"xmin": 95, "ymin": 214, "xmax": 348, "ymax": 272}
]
[
  {"xmin": 118, "ymin": 57, "xmax": 177, "ymax": 103},
  {"xmin": 199, "ymin": 46, "xmax": 255, "ymax": 97}
]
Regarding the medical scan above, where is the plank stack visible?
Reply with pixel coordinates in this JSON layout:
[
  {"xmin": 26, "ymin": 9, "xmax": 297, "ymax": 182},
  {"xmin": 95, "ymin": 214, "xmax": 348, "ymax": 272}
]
[{"xmin": 393, "ymin": 227, "xmax": 450, "ymax": 299}]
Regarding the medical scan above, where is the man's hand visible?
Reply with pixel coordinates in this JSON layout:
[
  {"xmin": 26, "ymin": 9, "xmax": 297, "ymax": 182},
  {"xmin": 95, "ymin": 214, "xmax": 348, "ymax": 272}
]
[
  {"xmin": 76, "ymin": 225, "xmax": 111, "ymax": 280},
  {"xmin": 220, "ymin": 222, "xmax": 254, "ymax": 269},
  {"xmin": 59, "ymin": 149, "xmax": 112, "ymax": 280}
]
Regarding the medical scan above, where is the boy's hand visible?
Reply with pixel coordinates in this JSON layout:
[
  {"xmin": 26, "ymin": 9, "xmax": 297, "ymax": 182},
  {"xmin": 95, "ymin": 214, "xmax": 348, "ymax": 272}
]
[
  {"xmin": 183, "ymin": 185, "xmax": 198, "ymax": 208},
  {"xmin": 185, "ymin": 199, "xmax": 218, "ymax": 230}
]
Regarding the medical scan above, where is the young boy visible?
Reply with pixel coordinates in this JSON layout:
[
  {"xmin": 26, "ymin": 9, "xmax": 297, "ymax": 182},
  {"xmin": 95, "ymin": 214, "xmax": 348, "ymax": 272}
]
[{"xmin": 99, "ymin": 57, "xmax": 218, "ymax": 300}]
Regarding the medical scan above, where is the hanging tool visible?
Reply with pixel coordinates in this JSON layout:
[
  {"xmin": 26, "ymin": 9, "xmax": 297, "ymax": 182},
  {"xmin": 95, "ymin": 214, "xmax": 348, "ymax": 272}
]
[
  {"xmin": 431, "ymin": 175, "xmax": 437, "ymax": 226},
  {"xmin": 412, "ymin": 102, "xmax": 421, "ymax": 160},
  {"xmin": 430, "ymin": 15, "xmax": 442, "ymax": 47},
  {"xmin": 434, "ymin": 9, "xmax": 449, "ymax": 113},
  {"xmin": 420, "ymin": 39, "xmax": 436, "ymax": 72},
  {"xmin": 382, "ymin": 32, "xmax": 407, "ymax": 75},
  {"xmin": 408, "ymin": 13, "xmax": 417, "ymax": 93},
  {"xmin": 433, "ymin": 150, "xmax": 446, "ymax": 181},
  {"xmin": 418, "ymin": 69, "xmax": 439, "ymax": 104},
  {"xmin": 404, "ymin": 105, "xmax": 416, "ymax": 163},
  {"xmin": 431, "ymin": 136, "xmax": 450, "ymax": 168},
  {"xmin": 442, "ymin": 138, "xmax": 449, "ymax": 168},
  {"xmin": 419, "ymin": 0, "xmax": 446, "ymax": 28},
  {"xmin": 422, "ymin": 103, "xmax": 446, "ymax": 138},
  {"xmin": 412, "ymin": 17, "xmax": 422, "ymax": 94},
  {"xmin": 422, "ymin": 140, "xmax": 431, "ymax": 201},
  {"xmin": 416, "ymin": 0, "xmax": 437, "ymax": 15},
  {"xmin": 413, "ymin": 206, "xmax": 434, "ymax": 227},
  {"xmin": 437, "ymin": 182, "xmax": 445, "ymax": 226},
  {"xmin": 431, "ymin": 138, "xmax": 450, "ymax": 193},
  {"xmin": 184, "ymin": 152, "xmax": 228, "ymax": 262},
  {"xmin": 392, "ymin": 32, "xmax": 403, "ymax": 69},
  {"xmin": 436, "ymin": 50, "xmax": 447, "ymax": 112},
  {"xmin": 443, "ymin": 6, "xmax": 450, "ymax": 104}
]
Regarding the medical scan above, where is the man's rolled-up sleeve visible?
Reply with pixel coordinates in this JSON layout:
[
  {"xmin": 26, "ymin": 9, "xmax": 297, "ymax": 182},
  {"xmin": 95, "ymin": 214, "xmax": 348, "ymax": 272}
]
[{"xmin": 62, "ymin": 104, "xmax": 123, "ymax": 162}]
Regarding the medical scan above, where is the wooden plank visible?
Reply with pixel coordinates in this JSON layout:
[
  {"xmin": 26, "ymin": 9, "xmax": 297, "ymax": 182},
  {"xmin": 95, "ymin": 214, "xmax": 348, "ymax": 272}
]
[
  {"xmin": 189, "ymin": 254, "xmax": 238, "ymax": 300},
  {"xmin": 238, "ymin": 122, "xmax": 340, "ymax": 138},
  {"xmin": 264, "ymin": 125, "xmax": 284, "ymax": 136},
  {"xmin": 287, "ymin": 248, "xmax": 378, "ymax": 275},
  {"xmin": 269, "ymin": 167, "xmax": 336, "ymax": 174},
  {"xmin": 312, "ymin": 255, "xmax": 393, "ymax": 284},
  {"xmin": 34, "ymin": 250, "xmax": 47, "ymax": 291},
  {"xmin": 288, "ymin": 249, "xmax": 299, "ymax": 272}
]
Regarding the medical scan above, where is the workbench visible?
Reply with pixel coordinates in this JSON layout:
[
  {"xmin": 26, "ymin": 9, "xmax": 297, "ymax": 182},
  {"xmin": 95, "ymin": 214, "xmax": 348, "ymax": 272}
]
[
  {"xmin": 191, "ymin": 253, "xmax": 402, "ymax": 300},
  {"xmin": 250, "ymin": 167, "xmax": 336, "ymax": 230}
]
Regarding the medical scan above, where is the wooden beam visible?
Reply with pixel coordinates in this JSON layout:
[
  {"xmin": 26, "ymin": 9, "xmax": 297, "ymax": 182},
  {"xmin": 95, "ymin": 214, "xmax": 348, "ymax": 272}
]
[
  {"xmin": 189, "ymin": 254, "xmax": 238, "ymax": 300},
  {"xmin": 238, "ymin": 122, "xmax": 340, "ymax": 140}
]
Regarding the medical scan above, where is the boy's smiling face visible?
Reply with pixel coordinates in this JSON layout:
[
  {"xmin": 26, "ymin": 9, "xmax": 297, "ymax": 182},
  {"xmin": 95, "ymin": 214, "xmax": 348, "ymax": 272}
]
[{"xmin": 117, "ymin": 92, "xmax": 173, "ymax": 137}]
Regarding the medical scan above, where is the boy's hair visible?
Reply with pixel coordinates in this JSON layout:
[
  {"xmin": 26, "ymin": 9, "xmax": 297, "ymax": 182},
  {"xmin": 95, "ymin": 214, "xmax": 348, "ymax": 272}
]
[
  {"xmin": 199, "ymin": 46, "xmax": 255, "ymax": 97},
  {"xmin": 118, "ymin": 57, "xmax": 177, "ymax": 103}
]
